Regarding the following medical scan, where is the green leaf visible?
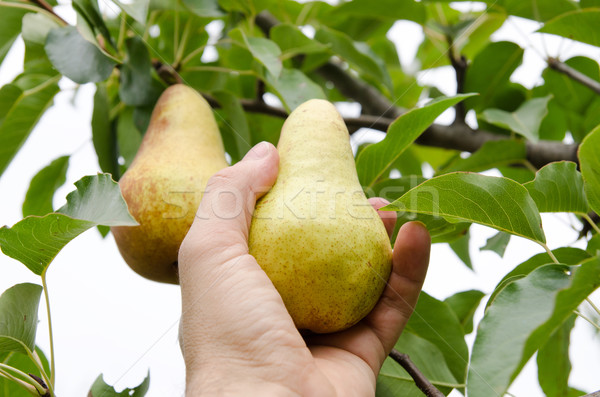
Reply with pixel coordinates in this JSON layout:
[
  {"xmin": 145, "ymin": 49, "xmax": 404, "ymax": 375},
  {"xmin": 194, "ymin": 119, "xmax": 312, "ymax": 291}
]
[
  {"xmin": 464, "ymin": 41, "xmax": 523, "ymax": 111},
  {"xmin": 213, "ymin": 91, "xmax": 252, "ymax": 163},
  {"xmin": 0, "ymin": 7, "xmax": 28, "ymax": 67},
  {"xmin": 540, "ymin": 56, "xmax": 599, "ymax": 122},
  {"xmin": 116, "ymin": 107, "xmax": 143, "ymax": 170},
  {"xmin": 334, "ymin": 0, "xmax": 426, "ymax": 23},
  {"xmin": 537, "ymin": 314, "xmax": 576, "ymax": 397},
  {"xmin": 369, "ymin": 176, "xmax": 472, "ymax": 244},
  {"xmin": 113, "ymin": 0, "xmax": 150, "ymax": 23},
  {"xmin": 524, "ymin": 161, "xmax": 589, "ymax": 214},
  {"xmin": 481, "ymin": 96, "xmax": 552, "ymax": 142},
  {"xmin": 182, "ymin": 0, "xmax": 224, "ymax": 17},
  {"xmin": 438, "ymin": 140, "xmax": 526, "ymax": 174},
  {"xmin": 383, "ymin": 172, "xmax": 546, "ymax": 244},
  {"xmin": 91, "ymin": 83, "xmax": 119, "ymax": 178},
  {"xmin": 21, "ymin": 13, "xmax": 60, "ymax": 45},
  {"xmin": 468, "ymin": 258, "xmax": 600, "ymax": 397},
  {"xmin": 271, "ymin": 23, "xmax": 328, "ymax": 59},
  {"xmin": 72, "ymin": 0, "xmax": 115, "ymax": 49},
  {"xmin": 45, "ymin": 26, "xmax": 117, "ymax": 84},
  {"xmin": 0, "ymin": 283, "xmax": 43, "ymax": 354},
  {"xmin": 230, "ymin": 29, "xmax": 282, "ymax": 79},
  {"xmin": 0, "ymin": 347, "xmax": 50, "ymax": 397},
  {"xmin": 356, "ymin": 94, "xmax": 475, "ymax": 188},
  {"xmin": 119, "ymin": 36, "xmax": 162, "ymax": 107},
  {"xmin": 579, "ymin": 124, "xmax": 600, "ymax": 215},
  {"xmin": 315, "ymin": 26, "xmax": 393, "ymax": 94},
  {"xmin": 444, "ymin": 289, "xmax": 485, "ymax": 334},
  {"xmin": 449, "ymin": 229, "xmax": 473, "ymax": 269},
  {"xmin": 89, "ymin": 372, "xmax": 150, "ymax": 397},
  {"xmin": 488, "ymin": 248, "xmax": 591, "ymax": 309},
  {"xmin": 22, "ymin": 155, "xmax": 69, "ymax": 217},
  {"xmin": 0, "ymin": 174, "xmax": 137, "ymax": 275},
  {"xmin": 588, "ymin": 233, "xmax": 600, "ymax": 255},
  {"xmin": 0, "ymin": 76, "xmax": 60, "ymax": 178},
  {"xmin": 499, "ymin": 0, "xmax": 579, "ymax": 21},
  {"xmin": 266, "ymin": 68, "xmax": 326, "ymax": 112},
  {"xmin": 480, "ymin": 231, "xmax": 511, "ymax": 257},
  {"xmin": 538, "ymin": 9, "xmax": 600, "ymax": 47},
  {"xmin": 402, "ymin": 292, "xmax": 469, "ymax": 386},
  {"xmin": 21, "ymin": 13, "xmax": 60, "ymax": 76},
  {"xmin": 378, "ymin": 334, "xmax": 458, "ymax": 394}
]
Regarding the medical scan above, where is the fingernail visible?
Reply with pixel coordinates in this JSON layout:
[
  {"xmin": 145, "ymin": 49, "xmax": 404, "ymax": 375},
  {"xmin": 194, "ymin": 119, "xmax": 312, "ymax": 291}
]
[
  {"xmin": 412, "ymin": 221, "xmax": 427, "ymax": 229},
  {"xmin": 244, "ymin": 141, "xmax": 270, "ymax": 161}
]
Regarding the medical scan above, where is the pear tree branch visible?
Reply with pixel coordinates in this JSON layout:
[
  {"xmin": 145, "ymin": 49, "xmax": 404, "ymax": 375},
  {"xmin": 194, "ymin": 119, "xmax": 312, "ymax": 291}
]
[
  {"xmin": 548, "ymin": 57, "xmax": 600, "ymax": 95},
  {"xmin": 447, "ymin": 36, "xmax": 468, "ymax": 124},
  {"xmin": 28, "ymin": 0, "xmax": 68, "ymax": 25},
  {"xmin": 389, "ymin": 349, "xmax": 445, "ymax": 397},
  {"xmin": 253, "ymin": 11, "xmax": 580, "ymax": 169},
  {"xmin": 203, "ymin": 93, "xmax": 579, "ymax": 169},
  {"xmin": 582, "ymin": 391, "xmax": 600, "ymax": 397}
]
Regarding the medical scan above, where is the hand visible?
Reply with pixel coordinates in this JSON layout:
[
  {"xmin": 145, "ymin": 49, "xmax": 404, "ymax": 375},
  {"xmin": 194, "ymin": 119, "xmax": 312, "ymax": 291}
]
[{"xmin": 178, "ymin": 142, "xmax": 431, "ymax": 396}]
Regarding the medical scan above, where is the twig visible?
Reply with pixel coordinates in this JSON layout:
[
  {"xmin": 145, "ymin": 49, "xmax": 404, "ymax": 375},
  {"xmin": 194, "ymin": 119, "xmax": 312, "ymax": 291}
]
[
  {"xmin": 548, "ymin": 57, "xmax": 600, "ymax": 95},
  {"xmin": 448, "ymin": 42, "xmax": 468, "ymax": 124},
  {"xmin": 389, "ymin": 349, "xmax": 445, "ymax": 397},
  {"xmin": 29, "ymin": 0, "xmax": 68, "ymax": 25},
  {"xmin": 582, "ymin": 391, "xmax": 600, "ymax": 397}
]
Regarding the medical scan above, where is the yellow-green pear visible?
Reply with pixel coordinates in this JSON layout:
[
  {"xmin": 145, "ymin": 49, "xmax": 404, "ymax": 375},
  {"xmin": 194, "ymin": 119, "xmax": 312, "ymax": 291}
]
[
  {"xmin": 248, "ymin": 99, "xmax": 393, "ymax": 333},
  {"xmin": 111, "ymin": 84, "xmax": 228, "ymax": 284}
]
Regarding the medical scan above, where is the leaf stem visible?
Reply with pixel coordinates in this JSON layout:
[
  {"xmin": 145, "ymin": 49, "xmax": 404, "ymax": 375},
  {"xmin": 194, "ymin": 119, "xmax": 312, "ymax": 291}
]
[
  {"xmin": 586, "ymin": 298, "xmax": 600, "ymax": 317},
  {"xmin": 173, "ymin": 16, "xmax": 193, "ymax": 69},
  {"xmin": 143, "ymin": 11, "xmax": 158, "ymax": 41},
  {"xmin": 179, "ymin": 44, "xmax": 208, "ymax": 67},
  {"xmin": 181, "ymin": 66, "xmax": 257, "ymax": 76},
  {"xmin": 521, "ymin": 159, "xmax": 539, "ymax": 174},
  {"xmin": 29, "ymin": 349, "xmax": 53, "ymax": 396},
  {"xmin": 180, "ymin": 38, "xmax": 233, "ymax": 68},
  {"xmin": 117, "ymin": 12, "xmax": 127, "ymax": 53},
  {"xmin": 0, "ymin": 0, "xmax": 67, "ymax": 26},
  {"xmin": 582, "ymin": 214, "xmax": 600, "ymax": 235},
  {"xmin": 573, "ymin": 309, "xmax": 600, "ymax": 332},
  {"xmin": 0, "ymin": 364, "xmax": 45, "ymax": 395},
  {"xmin": 541, "ymin": 243, "xmax": 560, "ymax": 264},
  {"xmin": 173, "ymin": 10, "xmax": 180, "ymax": 64},
  {"xmin": 41, "ymin": 271, "xmax": 55, "ymax": 387}
]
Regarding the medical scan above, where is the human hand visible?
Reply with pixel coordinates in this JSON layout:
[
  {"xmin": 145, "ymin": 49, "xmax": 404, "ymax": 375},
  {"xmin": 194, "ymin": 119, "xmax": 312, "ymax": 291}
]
[{"xmin": 178, "ymin": 142, "xmax": 431, "ymax": 396}]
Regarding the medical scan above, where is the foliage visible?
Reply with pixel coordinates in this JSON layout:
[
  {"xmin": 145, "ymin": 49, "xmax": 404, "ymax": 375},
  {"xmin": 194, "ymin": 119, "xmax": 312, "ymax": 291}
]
[{"xmin": 1, "ymin": 0, "xmax": 599, "ymax": 396}]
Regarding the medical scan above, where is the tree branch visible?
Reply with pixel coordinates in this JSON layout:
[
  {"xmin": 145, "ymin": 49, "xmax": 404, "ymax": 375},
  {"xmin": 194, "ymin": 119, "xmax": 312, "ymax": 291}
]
[
  {"xmin": 548, "ymin": 57, "xmax": 600, "ymax": 95},
  {"xmin": 389, "ymin": 349, "xmax": 445, "ymax": 397},
  {"xmin": 28, "ymin": 0, "xmax": 68, "ymax": 25},
  {"xmin": 203, "ymin": 92, "xmax": 579, "ymax": 169},
  {"xmin": 582, "ymin": 391, "xmax": 600, "ymax": 397},
  {"xmin": 448, "ymin": 41, "xmax": 468, "ymax": 124},
  {"xmin": 254, "ymin": 11, "xmax": 580, "ymax": 169}
]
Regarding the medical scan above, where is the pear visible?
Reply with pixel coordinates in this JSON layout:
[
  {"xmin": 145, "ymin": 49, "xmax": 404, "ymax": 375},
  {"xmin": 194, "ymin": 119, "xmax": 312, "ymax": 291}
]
[
  {"xmin": 111, "ymin": 84, "xmax": 228, "ymax": 284},
  {"xmin": 248, "ymin": 99, "xmax": 393, "ymax": 333}
]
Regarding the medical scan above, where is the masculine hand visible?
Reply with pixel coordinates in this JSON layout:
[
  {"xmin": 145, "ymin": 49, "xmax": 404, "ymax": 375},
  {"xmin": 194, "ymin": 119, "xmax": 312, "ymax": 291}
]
[{"xmin": 178, "ymin": 142, "xmax": 431, "ymax": 396}]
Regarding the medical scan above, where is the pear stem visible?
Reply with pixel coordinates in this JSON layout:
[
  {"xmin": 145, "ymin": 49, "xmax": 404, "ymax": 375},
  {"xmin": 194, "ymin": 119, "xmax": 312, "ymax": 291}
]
[{"xmin": 389, "ymin": 349, "xmax": 445, "ymax": 397}]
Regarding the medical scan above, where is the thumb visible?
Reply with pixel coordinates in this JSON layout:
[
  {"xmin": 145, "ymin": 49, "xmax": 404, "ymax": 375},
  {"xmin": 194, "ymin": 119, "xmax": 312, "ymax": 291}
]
[{"xmin": 179, "ymin": 141, "xmax": 279, "ymax": 268}]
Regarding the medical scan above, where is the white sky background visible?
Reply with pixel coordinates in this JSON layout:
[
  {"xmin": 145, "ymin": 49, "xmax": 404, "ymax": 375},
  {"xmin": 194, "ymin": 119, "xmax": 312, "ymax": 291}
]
[{"xmin": 0, "ymin": 1, "xmax": 599, "ymax": 396}]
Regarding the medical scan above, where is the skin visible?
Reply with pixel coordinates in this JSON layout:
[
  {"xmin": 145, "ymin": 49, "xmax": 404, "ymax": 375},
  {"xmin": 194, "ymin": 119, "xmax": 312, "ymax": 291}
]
[{"xmin": 178, "ymin": 142, "xmax": 431, "ymax": 396}]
